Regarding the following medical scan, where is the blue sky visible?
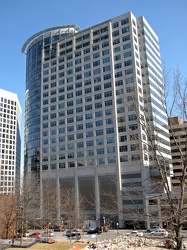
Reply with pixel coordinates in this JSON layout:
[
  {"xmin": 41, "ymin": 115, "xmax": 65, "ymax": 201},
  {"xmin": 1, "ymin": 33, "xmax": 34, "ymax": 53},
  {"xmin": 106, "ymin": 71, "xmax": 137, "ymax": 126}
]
[
  {"xmin": 0, "ymin": 0, "xmax": 186, "ymax": 111},
  {"xmin": 0, "ymin": 0, "xmax": 186, "ymax": 165}
]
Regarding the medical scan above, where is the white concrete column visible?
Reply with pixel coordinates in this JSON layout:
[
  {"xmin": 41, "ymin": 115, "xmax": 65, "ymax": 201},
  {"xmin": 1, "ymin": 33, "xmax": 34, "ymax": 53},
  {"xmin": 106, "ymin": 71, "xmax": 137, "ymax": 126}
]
[
  {"xmin": 95, "ymin": 175, "xmax": 100, "ymax": 222},
  {"xmin": 75, "ymin": 174, "xmax": 80, "ymax": 221},
  {"xmin": 56, "ymin": 175, "xmax": 61, "ymax": 225}
]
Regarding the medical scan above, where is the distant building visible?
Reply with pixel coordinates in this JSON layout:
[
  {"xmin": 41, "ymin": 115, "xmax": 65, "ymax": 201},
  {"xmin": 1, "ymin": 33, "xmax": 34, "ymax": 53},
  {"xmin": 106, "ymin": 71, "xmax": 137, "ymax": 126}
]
[
  {"xmin": 22, "ymin": 12, "xmax": 172, "ymax": 228},
  {"xmin": 0, "ymin": 89, "xmax": 22, "ymax": 195},
  {"xmin": 168, "ymin": 117, "xmax": 187, "ymax": 191}
]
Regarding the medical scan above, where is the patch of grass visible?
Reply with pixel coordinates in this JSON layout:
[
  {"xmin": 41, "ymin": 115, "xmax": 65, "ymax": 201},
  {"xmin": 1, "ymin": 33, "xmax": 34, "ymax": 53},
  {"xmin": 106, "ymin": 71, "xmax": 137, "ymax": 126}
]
[{"xmin": 7, "ymin": 242, "xmax": 87, "ymax": 250}]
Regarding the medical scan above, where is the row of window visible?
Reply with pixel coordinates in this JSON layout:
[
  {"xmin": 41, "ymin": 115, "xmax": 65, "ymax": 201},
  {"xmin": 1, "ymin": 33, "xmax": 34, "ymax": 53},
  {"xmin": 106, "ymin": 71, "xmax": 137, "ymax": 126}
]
[
  {"xmin": 44, "ymin": 43, "xmax": 132, "ymax": 75},
  {"xmin": 42, "ymin": 153, "xmax": 141, "ymax": 171},
  {"xmin": 43, "ymin": 111, "xmax": 137, "ymax": 132},
  {"xmin": 44, "ymin": 154, "xmax": 142, "ymax": 165},
  {"xmin": 42, "ymin": 144, "xmax": 140, "ymax": 161},
  {"xmin": 42, "ymin": 156, "xmax": 116, "ymax": 170},
  {"xmin": 43, "ymin": 88, "xmax": 113, "ymax": 99},
  {"xmin": 42, "ymin": 112, "xmax": 137, "ymax": 128},
  {"xmin": 43, "ymin": 98, "xmax": 113, "ymax": 109},
  {"xmin": 43, "ymin": 31, "xmax": 132, "ymax": 66},
  {"xmin": 0, "ymin": 98, "xmax": 16, "ymax": 106},
  {"xmin": 42, "ymin": 123, "xmax": 138, "ymax": 140},
  {"xmin": 43, "ymin": 146, "xmax": 116, "ymax": 159}
]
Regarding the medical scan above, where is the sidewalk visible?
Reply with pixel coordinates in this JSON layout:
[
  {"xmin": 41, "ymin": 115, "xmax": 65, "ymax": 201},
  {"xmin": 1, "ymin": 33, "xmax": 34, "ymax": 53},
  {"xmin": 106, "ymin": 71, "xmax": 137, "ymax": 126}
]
[{"xmin": 0, "ymin": 238, "xmax": 35, "ymax": 249}]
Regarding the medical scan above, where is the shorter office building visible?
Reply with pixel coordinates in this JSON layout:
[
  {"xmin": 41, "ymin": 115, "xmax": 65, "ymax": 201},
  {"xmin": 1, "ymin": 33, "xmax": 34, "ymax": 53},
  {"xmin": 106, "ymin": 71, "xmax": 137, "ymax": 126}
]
[
  {"xmin": 168, "ymin": 117, "xmax": 187, "ymax": 191},
  {"xmin": 0, "ymin": 89, "xmax": 22, "ymax": 195}
]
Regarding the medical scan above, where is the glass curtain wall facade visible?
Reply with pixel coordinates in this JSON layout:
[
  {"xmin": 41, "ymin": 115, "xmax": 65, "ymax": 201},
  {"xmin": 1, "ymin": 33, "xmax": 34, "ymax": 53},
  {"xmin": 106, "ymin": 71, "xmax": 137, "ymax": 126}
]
[{"xmin": 22, "ymin": 12, "xmax": 172, "ymax": 228}]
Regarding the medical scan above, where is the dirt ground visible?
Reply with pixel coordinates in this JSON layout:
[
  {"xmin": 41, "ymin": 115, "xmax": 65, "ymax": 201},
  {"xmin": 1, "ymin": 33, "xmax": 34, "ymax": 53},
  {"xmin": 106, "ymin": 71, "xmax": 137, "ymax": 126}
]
[{"xmin": 7, "ymin": 242, "xmax": 166, "ymax": 250}]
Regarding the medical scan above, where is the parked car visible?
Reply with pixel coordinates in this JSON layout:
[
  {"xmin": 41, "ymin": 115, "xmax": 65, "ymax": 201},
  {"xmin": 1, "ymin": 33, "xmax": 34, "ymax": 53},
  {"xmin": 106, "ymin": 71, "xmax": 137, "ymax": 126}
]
[
  {"xmin": 151, "ymin": 229, "xmax": 169, "ymax": 237},
  {"xmin": 65, "ymin": 229, "xmax": 81, "ymax": 239},
  {"xmin": 87, "ymin": 227, "xmax": 102, "ymax": 234},
  {"xmin": 124, "ymin": 231, "xmax": 144, "ymax": 237},
  {"xmin": 42, "ymin": 231, "xmax": 54, "ymax": 237},
  {"xmin": 147, "ymin": 226, "xmax": 161, "ymax": 232},
  {"xmin": 54, "ymin": 226, "xmax": 60, "ymax": 232},
  {"xmin": 29, "ymin": 232, "xmax": 42, "ymax": 238}
]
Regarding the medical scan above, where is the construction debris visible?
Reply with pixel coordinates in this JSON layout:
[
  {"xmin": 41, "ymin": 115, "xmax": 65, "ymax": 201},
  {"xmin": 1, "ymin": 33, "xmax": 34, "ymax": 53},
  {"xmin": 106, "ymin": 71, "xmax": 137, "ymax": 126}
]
[{"xmin": 84, "ymin": 235, "xmax": 164, "ymax": 250}]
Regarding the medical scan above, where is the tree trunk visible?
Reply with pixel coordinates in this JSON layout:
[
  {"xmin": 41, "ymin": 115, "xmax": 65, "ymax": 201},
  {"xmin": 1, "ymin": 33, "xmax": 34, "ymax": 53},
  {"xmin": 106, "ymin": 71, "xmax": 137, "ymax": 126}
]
[{"xmin": 175, "ymin": 227, "xmax": 183, "ymax": 250}]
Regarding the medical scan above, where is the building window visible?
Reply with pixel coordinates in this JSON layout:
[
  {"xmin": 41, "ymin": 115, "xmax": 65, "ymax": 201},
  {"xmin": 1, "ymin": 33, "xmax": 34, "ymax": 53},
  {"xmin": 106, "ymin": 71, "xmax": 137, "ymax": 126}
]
[
  {"xmin": 86, "ymin": 131, "xmax": 93, "ymax": 137},
  {"xmin": 77, "ymin": 133, "xmax": 84, "ymax": 140},
  {"xmin": 102, "ymin": 49, "xmax": 109, "ymax": 56},
  {"xmin": 122, "ymin": 26, "xmax": 130, "ymax": 34},
  {"xmin": 96, "ymin": 138, "xmax": 104, "ymax": 145},
  {"xmin": 105, "ymin": 100, "xmax": 113, "ymax": 106},
  {"xmin": 95, "ymin": 120, "xmax": 103, "ymax": 127},
  {"xmin": 67, "ymin": 135, "xmax": 74, "ymax": 140},
  {"xmin": 84, "ymin": 63, "xmax": 91, "ymax": 70},
  {"xmin": 86, "ymin": 140, "xmax": 94, "ymax": 147},
  {"xmin": 85, "ymin": 113, "xmax": 93, "ymax": 119},
  {"xmin": 77, "ymin": 142, "xmax": 84, "ymax": 148},
  {"xmin": 95, "ymin": 102, "xmax": 102, "ymax": 109},
  {"xmin": 120, "ymin": 156, "xmax": 128, "ymax": 162},
  {"xmin": 112, "ymin": 30, "xmax": 119, "ymax": 37},
  {"xmin": 128, "ymin": 114, "xmax": 137, "ymax": 121},
  {"xmin": 94, "ymin": 85, "xmax": 102, "ymax": 91},
  {"xmin": 121, "ymin": 18, "xmax": 129, "ymax": 25},
  {"xmin": 85, "ymin": 104, "xmax": 92, "ymax": 111},
  {"xmin": 106, "ymin": 127, "xmax": 114, "ymax": 134},
  {"xmin": 59, "ymin": 163, "xmax": 66, "ymax": 168},
  {"xmin": 107, "ymin": 147, "xmax": 115, "ymax": 153},
  {"xmin": 103, "ymin": 57, "xmax": 110, "ymax": 64},
  {"xmin": 119, "ymin": 145, "xmax": 128, "ymax": 152},
  {"xmin": 97, "ymin": 148, "xmax": 104, "ymax": 155},
  {"xmin": 93, "ymin": 52, "xmax": 100, "ymax": 59},
  {"xmin": 131, "ymin": 144, "xmax": 139, "ymax": 151},
  {"xmin": 131, "ymin": 154, "xmax": 140, "ymax": 161},
  {"xmin": 86, "ymin": 150, "xmax": 94, "ymax": 156},
  {"xmin": 67, "ymin": 126, "xmax": 74, "ymax": 132},
  {"xmin": 119, "ymin": 135, "xmax": 127, "ymax": 141},
  {"xmin": 95, "ymin": 111, "xmax": 102, "ymax": 117},
  {"xmin": 96, "ymin": 129, "xmax": 103, "ymax": 136},
  {"xmin": 130, "ymin": 134, "xmax": 139, "ymax": 141},
  {"xmin": 76, "ymin": 124, "xmax": 83, "ymax": 130},
  {"xmin": 124, "ymin": 51, "xmax": 132, "ymax": 58},
  {"xmin": 76, "ymin": 115, "xmax": 83, "ymax": 121},
  {"xmin": 76, "ymin": 98, "xmax": 82, "ymax": 105},
  {"xmin": 86, "ymin": 122, "xmax": 93, "ymax": 128},
  {"xmin": 106, "ymin": 118, "xmax": 113, "ymax": 125},
  {"xmin": 108, "ymin": 156, "xmax": 116, "ymax": 163},
  {"xmin": 76, "ymin": 107, "xmax": 83, "ymax": 113},
  {"xmin": 113, "ymin": 46, "xmax": 120, "ymax": 53}
]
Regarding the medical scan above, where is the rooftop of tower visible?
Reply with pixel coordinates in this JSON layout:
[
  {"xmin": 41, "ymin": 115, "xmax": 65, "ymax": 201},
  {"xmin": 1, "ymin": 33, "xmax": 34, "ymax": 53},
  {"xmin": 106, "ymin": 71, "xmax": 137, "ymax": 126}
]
[{"xmin": 21, "ymin": 24, "xmax": 81, "ymax": 54}]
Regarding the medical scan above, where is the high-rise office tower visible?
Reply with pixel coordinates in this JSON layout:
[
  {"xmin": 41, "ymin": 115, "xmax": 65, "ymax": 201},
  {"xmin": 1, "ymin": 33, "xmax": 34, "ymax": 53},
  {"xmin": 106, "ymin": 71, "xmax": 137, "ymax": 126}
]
[
  {"xmin": 22, "ymin": 12, "xmax": 172, "ymax": 228},
  {"xmin": 0, "ymin": 89, "xmax": 22, "ymax": 195}
]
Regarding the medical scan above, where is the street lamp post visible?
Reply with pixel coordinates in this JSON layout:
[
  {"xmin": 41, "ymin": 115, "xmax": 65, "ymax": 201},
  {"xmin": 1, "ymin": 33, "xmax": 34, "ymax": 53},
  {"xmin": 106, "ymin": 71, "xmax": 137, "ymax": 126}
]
[
  {"xmin": 116, "ymin": 222, "xmax": 119, "ymax": 236},
  {"xmin": 103, "ymin": 217, "xmax": 105, "ymax": 226}
]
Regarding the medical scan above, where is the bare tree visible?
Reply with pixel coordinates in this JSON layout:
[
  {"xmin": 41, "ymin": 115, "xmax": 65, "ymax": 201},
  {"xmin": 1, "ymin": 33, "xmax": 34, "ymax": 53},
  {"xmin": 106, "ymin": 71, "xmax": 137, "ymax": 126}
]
[
  {"xmin": 16, "ymin": 172, "xmax": 40, "ymax": 245},
  {"xmin": 0, "ymin": 195, "xmax": 16, "ymax": 239},
  {"xmin": 141, "ymin": 69, "xmax": 187, "ymax": 250},
  {"xmin": 99, "ymin": 69, "xmax": 187, "ymax": 250},
  {"xmin": 60, "ymin": 187, "xmax": 86, "ymax": 228},
  {"xmin": 42, "ymin": 178, "xmax": 58, "ymax": 231}
]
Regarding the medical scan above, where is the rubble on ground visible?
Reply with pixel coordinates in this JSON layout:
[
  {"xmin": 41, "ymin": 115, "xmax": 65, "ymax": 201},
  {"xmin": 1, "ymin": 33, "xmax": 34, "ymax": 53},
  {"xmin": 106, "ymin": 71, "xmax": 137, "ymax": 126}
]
[{"xmin": 84, "ymin": 235, "xmax": 164, "ymax": 250}]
